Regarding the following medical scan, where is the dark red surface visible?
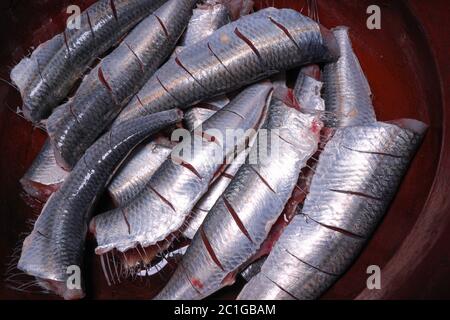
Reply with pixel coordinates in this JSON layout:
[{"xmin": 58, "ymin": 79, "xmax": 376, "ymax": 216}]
[{"xmin": 0, "ymin": 0, "xmax": 449, "ymax": 299}]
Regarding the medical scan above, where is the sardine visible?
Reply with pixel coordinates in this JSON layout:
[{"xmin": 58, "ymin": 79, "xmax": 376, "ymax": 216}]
[
  {"xmin": 112, "ymin": 7, "xmax": 339, "ymax": 125},
  {"xmin": 20, "ymin": 139, "xmax": 69, "ymax": 202},
  {"xmin": 90, "ymin": 82, "xmax": 273, "ymax": 261},
  {"xmin": 10, "ymin": 0, "xmax": 167, "ymax": 123},
  {"xmin": 237, "ymin": 119, "xmax": 427, "ymax": 300},
  {"xmin": 107, "ymin": 141, "xmax": 173, "ymax": 207},
  {"xmin": 46, "ymin": 0, "xmax": 197, "ymax": 169},
  {"xmin": 155, "ymin": 86, "xmax": 323, "ymax": 300},
  {"xmin": 322, "ymin": 26, "xmax": 376, "ymax": 127},
  {"xmin": 17, "ymin": 109, "xmax": 182, "ymax": 300}
]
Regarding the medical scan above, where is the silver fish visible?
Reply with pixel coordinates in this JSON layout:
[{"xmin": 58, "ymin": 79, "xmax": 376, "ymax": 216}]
[
  {"xmin": 90, "ymin": 82, "xmax": 273, "ymax": 258},
  {"xmin": 237, "ymin": 120, "xmax": 427, "ymax": 300},
  {"xmin": 10, "ymin": 0, "xmax": 167, "ymax": 123},
  {"xmin": 17, "ymin": 109, "xmax": 182, "ymax": 300},
  {"xmin": 155, "ymin": 88, "xmax": 323, "ymax": 300},
  {"xmin": 46, "ymin": 0, "xmax": 197, "ymax": 169},
  {"xmin": 107, "ymin": 141, "xmax": 173, "ymax": 207},
  {"xmin": 20, "ymin": 139, "xmax": 69, "ymax": 202},
  {"xmin": 322, "ymin": 26, "xmax": 376, "ymax": 127},
  {"xmin": 113, "ymin": 7, "xmax": 339, "ymax": 125}
]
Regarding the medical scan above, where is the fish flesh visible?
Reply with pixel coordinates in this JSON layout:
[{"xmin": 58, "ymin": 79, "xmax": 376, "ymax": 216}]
[
  {"xmin": 155, "ymin": 82, "xmax": 323, "ymax": 299},
  {"xmin": 90, "ymin": 82, "xmax": 272, "ymax": 261},
  {"xmin": 322, "ymin": 26, "xmax": 376, "ymax": 127},
  {"xmin": 237, "ymin": 119, "xmax": 427, "ymax": 300},
  {"xmin": 107, "ymin": 140, "xmax": 173, "ymax": 207},
  {"xmin": 20, "ymin": 139, "xmax": 69, "ymax": 202},
  {"xmin": 17, "ymin": 109, "xmax": 182, "ymax": 300},
  {"xmin": 112, "ymin": 7, "xmax": 339, "ymax": 125},
  {"xmin": 10, "ymin": 0, "xmax": 167, "ymax": 123},
  {"xmin": 47, "ymin": 0, "xmax": 197, "ymax": 169}
]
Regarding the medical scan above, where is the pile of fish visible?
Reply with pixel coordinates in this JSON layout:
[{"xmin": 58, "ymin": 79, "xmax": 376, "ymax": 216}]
[{"xmin": 11, "ymin": 0, "xmax": 427, "ymax": 300}]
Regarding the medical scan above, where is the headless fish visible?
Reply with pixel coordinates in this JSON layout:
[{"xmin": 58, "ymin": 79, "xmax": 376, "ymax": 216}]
[
  {"xmin": 113, "ymin": 7, "xmax": 339, "ymax": 125},
  {"xmin": 155, "ymin": 85, "xmax": 323, "ymax": 300},
  {"xmin": 10, "ymin": 0, "xmax": 167, "ymax": 123},
  {"xmin": 322, "ymin": 26, "xmax": 376, "ymax": 127},
  {"xmin": 20, "ymin": 139, "xmax": 69, "ymax": 202},
  {"xmin": 90, "ymin": 82, "xmax": 272, "ymax": 261},
  {"xmin": 46, "ymin": 0, "xmax": 197, "ymax": 169},
  {"xmin": 17, "ymin": 109, "xmax": 182, "ymax": 300},
  {"xmin": 237, "ymin": 119, "xmax": 427, "ymax": 300}
]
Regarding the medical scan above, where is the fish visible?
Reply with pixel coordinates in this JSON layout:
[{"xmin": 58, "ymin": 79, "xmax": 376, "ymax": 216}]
[
  {"xmin": 89, "ymin": 82, "xmax": 273, "ymax": 264},
  {"xmin": 46, "ymin": 0, "xmax": 197, "ymax": 170},
  {"xmin": 112, "ymin": 7, "xmax": 339, "ymax": 125},
  {"xmin": 10, "ymin": 0, "xmax": 167, "ymax": 123},
  {"xmin": 20, "ymin": 139, "xmax": 69, "ymax": 202},
  {"xmin": 107, "ymin": 140, "xmax": 173, "ymax": 207},
  {"xmin": 322, "ymin": 26, "xmax": 376, "ymax": 127},
  {"xmin": 17, "ymin": 109, "xmax": 183, "ymax": 300},
  {"xmin": 155, "ymin": 83, "xmax": 324, "ymax": 300},
  {"xmin": 237, "ymin": 120, "xmax": 427, "ymax": 300}
]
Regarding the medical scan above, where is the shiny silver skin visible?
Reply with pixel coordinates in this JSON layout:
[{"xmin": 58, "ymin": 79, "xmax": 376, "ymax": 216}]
[
  {"xmin": 17, "ymin": 109, "xmax": 182, "ymax": 300},
  {"xmin": 10, "ymin": 0, "xmax": 167, "ymax": 123},
  {"xmin": 107, "ymin": 142, "xmax": 173, "ymax": 206},
  {"xmin": 113, "ymin": 7, "xmax": 339, "ymax": 125},
  {"xmin": 155, "ymin": 90, "xmax": 323, "ymax": 300},
  {"xmin": 182, "ymin": 137, "xmax": 253, "ymax": 239},
  {"xmin": 322, "ymin": 27, "xmax": 376, "ymax": 127},
  {"xmin": 238, "ymin": 120, "xmax": 427, "ymax": 300},
  {"xmin": 46, "ymin": 0, "xmax": 197, "ymax": 170},
  {"xmin": 20, "ymin": 139, "xmax": 69, "ymax": 202},
  {"xmin": 90, "ymin": 82, "xmax": 273, "ymax": 256},
  {"xmin": 179, "ymin": 0, "xmax": 230, "ymax": 46}
]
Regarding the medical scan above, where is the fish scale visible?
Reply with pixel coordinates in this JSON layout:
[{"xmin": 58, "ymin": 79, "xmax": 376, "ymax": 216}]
[
  {"xmin": 46, "ymin": 0, "xmax": 197, "ymax": 169},
  {"xmin": 238, "ymin": 120, "xmax": 427, "ymax": 300},
  {"xmin": 18, "ymin": 109, "xmax": 182, "ymax": 300},
  {"xmin": 91, "ymin": 82, "xmax": 273, "ymax": 256},
  {"xmin": 113, "ymin": 8, "xmax": 339, "ymax": 125},
  {"xmin": 322, "ymin": 27, "xmax": 376, "ymax": 127},
  {"xmin": 155, "ymin": 89, "xmax": 323, "ymax": 300},
  {"xmin": 11, "ymin": 0, "xmax": 167, "ymax": 123}
]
